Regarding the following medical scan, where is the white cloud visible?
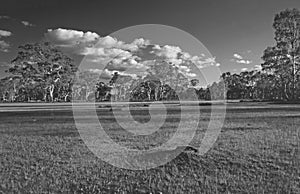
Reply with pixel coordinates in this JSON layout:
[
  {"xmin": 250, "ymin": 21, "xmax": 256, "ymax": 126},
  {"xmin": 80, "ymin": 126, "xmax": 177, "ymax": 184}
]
[
  {"xmin": 104, "ymin": 69, "xmax": 138, "ymax": 79},
  {"xmin": 0, "ymin": 30, "xmax": 12, "ymax": 52},
  {"xmin": 94, "ymin": 36, "xmax": 149, "ymax": 52},
  {"xmin": 236, "ymin": 59, "xmax": 252, "ymax": 65},
  {"xmin": 131, "ymin": 38, "xmax": 150, "ymax": 48},
  {"xmin": 0, "ymin": 30, "xmax": 12, "ymax": 37},
  {"xmin": 45, "ymin": 28, "xmax": 100, "ymax": 46},
  {"xmin": 152, "ymin": 44, "xmax": 216, "ymax": 70},
  {"xmin": 240, "ymin": 64, "xmax": 262, "ymax": 72},
  {"xmin": 45, "ymin": 28, "xmax": 219, "ymax": 80},
  {"xmin": 254, "ymin": 64, "xmax": 262, "ymax": 71},
  {"xmin": 21, "ymin": 21, "xmax": 35, "ymax": 27},
  {"xmin": 83, "ymin": 47, "xmax": 131, "ymax": 58},
  {"xmin": 45, "ymin": 28, "xmax": 151, "ymax": 58},
  {"xmin": 153, "ymin": 45, "xmax": 182, "ymax": 59},
  {"xmin": 185, "ymin": 72, "xmax": 197, "ymax": 77},
  {"xmin": 88, "ymin": 69, "xmax": 104, "ymax": 74},
  {"xmin": 232, "ymin": 53, "xmax": 252, "ymax": 65},
  {"xmin": 0, "ymin": 40, "xmax": 10, "ymax": 52},
  {"xmin": 233, "ymin": 53, "xmax": 243, "ymax": 60},
  {"xmin": 194, "ymin": 57, "xmax": 216, "ymax": 68}
]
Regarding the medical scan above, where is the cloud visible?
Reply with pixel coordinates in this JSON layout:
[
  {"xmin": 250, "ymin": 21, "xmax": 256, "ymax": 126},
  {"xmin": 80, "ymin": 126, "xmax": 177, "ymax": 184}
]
[
  {"xmin": 153, "ymin": 45, "xmax": 182, "ymax": 59},
  {"xmin": 93, "ymin": 36, "xmax": 149, "ymax": 52},
  {"xmin": 89, "ymin": 68, "xmax": 139, "ymax": 80},
  {"xmin": 0, "ymin": 30, "xmax": 12, "ymax": 37},
  {"xmin": 45, "ymin": 28, "xmax": 218, "ymax": 80},
  {"xmin": 236, "ymin": 59, "xmax": 252, "ymax": 65},
  {"xmin": 0, "ymin": 16, "xmax": 10, "ymax": 19},
  {"xmin": 132, "ymin": 38, "xmax": 150, "ymax": 48},
  {"xmin": 0, "ymin": 16, "xmax": 35, "ymax": 27},
  {"xmin": 0, "ymin": 30, "xmax": 12, "ymax": 52},
  {"xmin": 45, "ymin": 28, "xmax": 100, "ymax": 47},
  {"xmin": 185, "ymin": 72, "xmax": 197, "ymax": 77},
  {"xmin": 152, "ymin": 45, "xmax": 185, "ymax": 65},
  {"xmin": 21, "ymin": 21, "xmax": 35, "ymax": 27},
  {"xmin": 105, "ymin": 69, "xmax": 138, "ymax": 80},
  {"xmin": 151, "ymin": 44, "xmax": 217, "ymax": 70},
  {"xmin": 0, "ymin": 40, "xmax": 10, "ymax": 52},
  {"xmin": 0, "ymin": 61, "xmax": 9, "ymax": 67},
  {"xmin": 232, "ymin": 53, "xmax": 252, "ymax": 65},
  {"xmin": 88, "ymin": 69, "xmax": 103, "ymax": 74},
  {"xmin": 240, "ymin": 64, "xmax": 262, "ymax": 72},
  {"xmin": 45, "ymin": 28, "xmax": 151, "ymax": 57},
  {"xmin": 254, "ymin": 64, "xmax": 262, "ymax": 71},
  {"xmin": 233, "ymin": 53, "xmax": 243, "ymax": 60}
]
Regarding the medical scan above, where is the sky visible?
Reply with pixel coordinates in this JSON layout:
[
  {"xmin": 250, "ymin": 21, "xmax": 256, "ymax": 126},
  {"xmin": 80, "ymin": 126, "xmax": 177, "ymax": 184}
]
[{"xmin": 0, "ymin": 0, "xmax": 300, "ymax": 81}]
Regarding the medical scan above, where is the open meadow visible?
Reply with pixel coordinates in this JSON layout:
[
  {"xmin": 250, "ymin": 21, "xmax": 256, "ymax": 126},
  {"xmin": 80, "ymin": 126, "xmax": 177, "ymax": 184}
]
[{"xmin": 0, "ymin": 102, "xmax": 300, "ymax": 193}]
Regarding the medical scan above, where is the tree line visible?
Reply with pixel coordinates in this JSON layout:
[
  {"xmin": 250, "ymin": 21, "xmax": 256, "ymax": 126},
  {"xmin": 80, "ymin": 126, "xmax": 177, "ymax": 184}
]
[{"xmin": 0, "ymin": 9, "xmax": 299, "ymax": 102}]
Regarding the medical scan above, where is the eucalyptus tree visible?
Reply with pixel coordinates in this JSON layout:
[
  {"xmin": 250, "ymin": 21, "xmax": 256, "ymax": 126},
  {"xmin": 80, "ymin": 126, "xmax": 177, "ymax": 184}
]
[
  {"xmin": 7, "ymin": 42, "xmax": 76, "ymax": 102},
  {"xmin": 262, "ymin": 8, "xmax": 300, "ymax": 100}
]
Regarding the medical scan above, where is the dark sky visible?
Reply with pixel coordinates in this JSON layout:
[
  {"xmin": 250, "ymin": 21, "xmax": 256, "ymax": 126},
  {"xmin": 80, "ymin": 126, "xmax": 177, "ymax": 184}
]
[{"xmin": 0, "ymin": 0, "xmax": 300, "ymax": 78}]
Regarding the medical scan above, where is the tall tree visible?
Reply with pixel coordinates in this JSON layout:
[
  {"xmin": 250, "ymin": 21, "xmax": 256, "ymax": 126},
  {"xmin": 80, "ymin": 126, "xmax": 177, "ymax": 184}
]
[
  {"xmin": 262, "ymin": 8, "xmax": 300, "ymax": 100},
  {"xmin": 7, "ymin": 42, "xmax": 76, "ymax": 102}
]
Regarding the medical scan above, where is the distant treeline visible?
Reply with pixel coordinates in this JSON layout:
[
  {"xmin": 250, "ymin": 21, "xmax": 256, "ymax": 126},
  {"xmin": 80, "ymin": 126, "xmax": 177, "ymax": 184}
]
[{"xmin": 0, "ymin": 9, "xmax": 299, "ymax": 102}]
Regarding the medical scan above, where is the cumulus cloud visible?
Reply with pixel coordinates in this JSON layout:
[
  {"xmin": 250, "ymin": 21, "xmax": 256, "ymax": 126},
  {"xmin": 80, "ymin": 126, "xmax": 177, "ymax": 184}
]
[
  {"xmin": 88, "ymin": 69, "xmax": 103, "ymax": 74},
  {"xmin": 0, "ymin": 30, "xmax": 12, "ymax": 52},
  {"xmin": 45, "ymin": 28, "xmax": 151, "ymax": 59},
  {"xmin": 21, "ymin": 21, "xmax": 35, "ymax": 27},
  {"xmin": 152, "ymin": 45, "xmax": 183, "ymax": 64},
  {"xmin": 45, "ymin": 28, "xmax": 219, "ymax": 80},
  {"xmin": 235, "ymin": 59, "xmax": 252, "ymax": 65},
  {"xmin": 232, "ymin": 53, "xmax": 252, "ymax": 65},
  {"xmin": 254, "ymin": 64, "xmax": 262, "ymax": 71},
  {"xmin": 153, "ymin": 45, "xmax": 182, "ymax": 59},
  {"xmin": 236, "ymin": 59, "xmax": 252, "ymax": 65},
  {"xmin": 233, "ymin": 53, "xmax": 243, "ymax": 60},
  {"xmin": 106, "ymin": 56, "xmax": 146, "ymax": 72},
  {"xmin": 185, "ymin": 72, "xmax": 197, "ymax": 77},
  {"xmin": 151, "ymin": 44, "xmax": 217, "ymax": 70},
  {"xmin": 0, "ymin": 30, "xmax": 12, "ymax": 37},
  {"xmin": 91, "ymin": 68, "xmax": 139, "ymax": 80},
  {"xmin": 132, "ymin": 38, "xmax": 150, "ymax": 47},
  {"xmin": 0, "ymin": 40, "xmax": 10, "ymax": 52},
  {"xmin": 45, "ymin": 28, "xmax": 100, "ymax": 47},
  {"xmin": 93, "ymin": 36, "xmax": 149, "ymax": 52},
  {"xmin": 240, "ymin": 64, "xmax": 262, "ymax": 72}
]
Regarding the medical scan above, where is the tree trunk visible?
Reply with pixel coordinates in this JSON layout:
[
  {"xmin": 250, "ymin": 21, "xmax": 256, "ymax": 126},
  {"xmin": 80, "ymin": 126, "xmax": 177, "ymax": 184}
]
[{"xmin": 49, "ymin": 84, "xmax": 54, "ymax": 102}]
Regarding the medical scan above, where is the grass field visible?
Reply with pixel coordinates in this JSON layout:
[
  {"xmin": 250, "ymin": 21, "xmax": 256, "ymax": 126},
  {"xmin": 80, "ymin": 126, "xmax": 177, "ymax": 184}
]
[{"xmin": 0, "ymin": 102, "xmax": 300, "ymax": 193}]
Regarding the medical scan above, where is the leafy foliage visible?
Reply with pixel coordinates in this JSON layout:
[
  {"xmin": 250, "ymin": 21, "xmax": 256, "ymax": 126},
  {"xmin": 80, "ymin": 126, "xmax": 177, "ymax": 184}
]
[{"xmin": 1, "ymin": 42, "xmax": 76, "ymax": 102}]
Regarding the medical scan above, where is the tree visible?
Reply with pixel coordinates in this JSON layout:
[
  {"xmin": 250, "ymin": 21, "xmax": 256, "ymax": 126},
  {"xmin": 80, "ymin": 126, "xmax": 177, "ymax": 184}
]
[
  {"xmin": 75, "ymin": 70, "xmax": 100, "ymax": 101},
  {"xmin": 145, "ymin": 60, "xmax": 189, "ymax": 101},
  {"xmin": 7, "ymin": 42, "xmax": 76, "ymax": 102},
  {"xmin": 262, "ymin": 8, "xmax": 300, "ymax": 100}
]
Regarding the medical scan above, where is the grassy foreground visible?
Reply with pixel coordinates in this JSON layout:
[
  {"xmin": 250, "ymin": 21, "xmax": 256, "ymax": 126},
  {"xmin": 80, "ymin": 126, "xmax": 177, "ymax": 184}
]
[{"xmin": 0, "ymin": 103, "xmax": 300, "ymax": 193}]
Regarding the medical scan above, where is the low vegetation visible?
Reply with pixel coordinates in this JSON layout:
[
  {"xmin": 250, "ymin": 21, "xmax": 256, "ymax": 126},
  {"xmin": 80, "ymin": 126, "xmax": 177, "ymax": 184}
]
[{"xmin": 0, "ymin": 103, "xmax": 299, "ymax": 193}]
